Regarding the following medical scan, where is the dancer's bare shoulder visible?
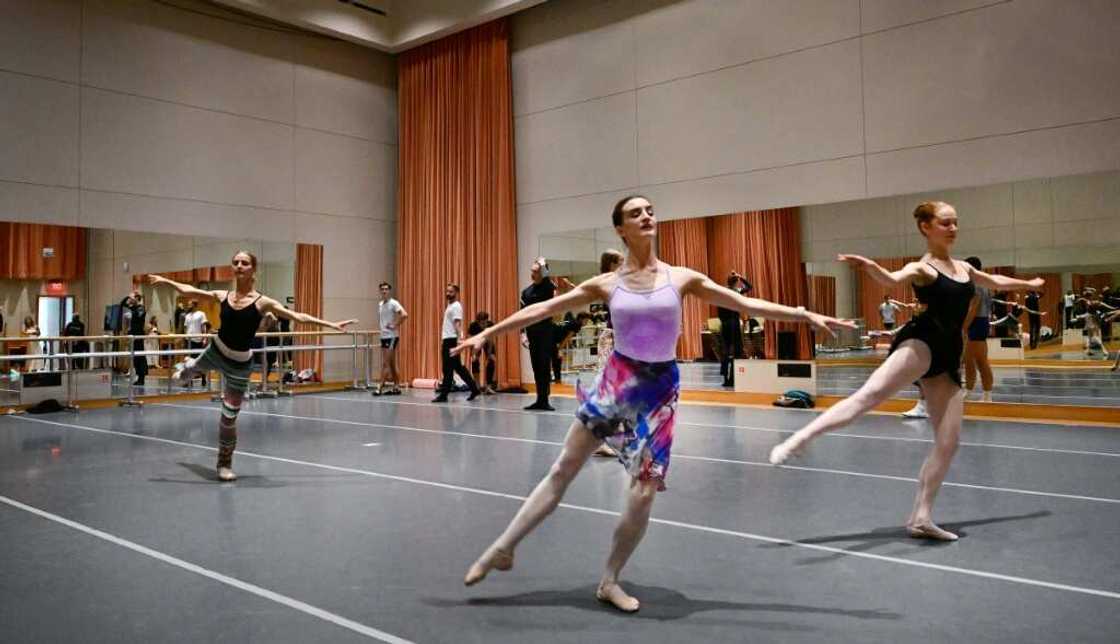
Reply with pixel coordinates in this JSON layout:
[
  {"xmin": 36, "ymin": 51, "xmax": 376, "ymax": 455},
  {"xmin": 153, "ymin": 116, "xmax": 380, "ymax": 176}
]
[{"xmin": 575, "ymin": 272, "xmax": 616, "ymax": 300}]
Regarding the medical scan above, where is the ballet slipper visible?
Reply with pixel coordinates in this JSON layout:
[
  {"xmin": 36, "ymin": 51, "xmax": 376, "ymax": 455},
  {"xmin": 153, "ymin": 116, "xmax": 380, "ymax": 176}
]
[
  {"xmin": 768, "ymin": 437, "xmax": 806, "ymax": 465},
  {"xmin": 463, "ymin": 547, "xmax": 514, "ymax": 586},
  {"xmin": 596, "ymin": 582, "xmax": 640, "ymax": 613},
  {"xmin": 216, "ymin": 467, "xmax": 237, "ymax": 482},
  {"xmin": 906, "ymin": 522, "xmax": 958, "ymax": 541}
]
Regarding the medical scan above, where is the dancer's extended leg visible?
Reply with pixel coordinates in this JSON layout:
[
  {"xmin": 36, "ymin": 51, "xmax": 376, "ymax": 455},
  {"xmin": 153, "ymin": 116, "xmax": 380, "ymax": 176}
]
[
  {"xmin": 464, "ymin": 420, "xmax": 602, "ymax": 585},
  {"xmin": 770, "ymin": 340, "xmax": 930, "ymax": 464}
]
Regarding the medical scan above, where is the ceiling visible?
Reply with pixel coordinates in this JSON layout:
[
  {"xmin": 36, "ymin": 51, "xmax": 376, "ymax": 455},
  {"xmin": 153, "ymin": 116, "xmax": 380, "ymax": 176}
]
[{"xmin": 211, "ymin": 0, "xmax": 548, "ymax": 53}]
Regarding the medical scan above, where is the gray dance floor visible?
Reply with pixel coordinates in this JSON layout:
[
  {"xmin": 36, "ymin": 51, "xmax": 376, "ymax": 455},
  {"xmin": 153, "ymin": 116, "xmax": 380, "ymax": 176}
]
[{"xmin": 2, "ymin": 390, "xmax": 1119, "ymax": 643}]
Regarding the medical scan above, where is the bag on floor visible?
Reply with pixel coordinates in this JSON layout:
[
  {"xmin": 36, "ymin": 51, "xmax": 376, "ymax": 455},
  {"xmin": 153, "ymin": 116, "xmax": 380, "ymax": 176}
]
[
  {"xmin": 27, "ymin": 399, "xmax": 65, "ymax": 414},
  {"xmin": 773, "ymin": 389, "xmax": 814, "ymax": 409}
]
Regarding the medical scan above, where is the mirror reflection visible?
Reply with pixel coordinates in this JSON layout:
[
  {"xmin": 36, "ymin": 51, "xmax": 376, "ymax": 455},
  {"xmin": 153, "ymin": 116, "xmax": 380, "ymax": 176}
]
[
  {"xmin": 1, "ymin": 223, "xmax": 297, "ymax": 406},
  {"xmin": 540, "ymin": 170, "xmax": 1120, "ymax": 408}
]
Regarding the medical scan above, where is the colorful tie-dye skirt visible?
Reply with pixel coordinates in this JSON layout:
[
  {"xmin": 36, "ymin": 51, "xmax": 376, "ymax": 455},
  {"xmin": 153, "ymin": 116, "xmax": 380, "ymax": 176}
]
[{"xmin": 576, "ymin": 351, "xmax": 679, "ymax": 491}]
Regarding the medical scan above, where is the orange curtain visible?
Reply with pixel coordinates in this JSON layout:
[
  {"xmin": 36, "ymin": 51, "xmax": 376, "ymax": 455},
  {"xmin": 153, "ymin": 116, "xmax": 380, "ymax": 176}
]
[
  {"xmin": 0, "ymin": 222, "xmax": 86, "ymax": 279},
  {"xmin": 856, "ymin": 257, "xmax": 920, "ymax": 330},
  {"xmin": 707, "ymin": 208, "xmax": 812, "ymax": 359},
  {"xmin": 658, "ymin": 218, "xmax": 709, "ymax": 360},
  {"xmin": 294, "ymin": 243, "xmax": 324, "ymax": 375},
  {"xmin": 396, "ymin": 19, "xmax": 520, "ymax": 385},
  {"xmin": 808, "ymin": 275, "xmax": 836, "ymax": 318},
  {"xmin": 1073, "ymin": 273, "xmax": 1112, "ymax": 294}
]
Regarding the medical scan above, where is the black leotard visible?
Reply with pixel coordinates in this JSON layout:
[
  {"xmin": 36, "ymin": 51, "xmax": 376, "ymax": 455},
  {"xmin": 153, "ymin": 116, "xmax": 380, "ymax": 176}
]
[
  {"xmin": 889, "ymin": 262, "xmax": 976, "ymax": 385},
  {"xmin": 218, "ymin": 292, "xmax": 264, "ymax": 352}
]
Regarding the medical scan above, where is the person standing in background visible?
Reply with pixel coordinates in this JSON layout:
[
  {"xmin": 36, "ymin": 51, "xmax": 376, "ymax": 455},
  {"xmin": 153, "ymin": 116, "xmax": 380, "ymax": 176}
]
[
  {"xmin": 375, "ymin": 282, "xmax": 408, "ymax": 396},
  {"xmin": 432, "ymin": 283, "xmax": 480, "ymax": 403},
  {"xmin": 183, "ymin": 300, "xmax": 208, "ymax": 387},
  {"xmin": 122, "ymin": 292, "xmax": 148, "ymax": 386},
  {"xmin": 522, "ymin": 257, "xmax": 559, "ymax": 411},
  {"xmin": 717, "ymin": 272, "xmax": 749, "ymax": 387},
  {"xmin": 1025, "ymin": 289, "xmax": 1043, "ymax": 349}
]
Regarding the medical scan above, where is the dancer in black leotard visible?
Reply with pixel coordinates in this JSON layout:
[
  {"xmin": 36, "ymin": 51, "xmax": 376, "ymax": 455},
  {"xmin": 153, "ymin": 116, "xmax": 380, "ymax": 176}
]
[
  {"xmin": 150, "ymin": 251, "xmax": 355, "ymax": 481},
  {"xmin": 770, "ymin": 201, "xmax": 1043, "ymax": 540}
]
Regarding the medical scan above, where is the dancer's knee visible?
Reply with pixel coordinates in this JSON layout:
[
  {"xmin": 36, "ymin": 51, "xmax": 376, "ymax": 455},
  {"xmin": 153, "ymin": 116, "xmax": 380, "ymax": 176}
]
[
  {"xmin": 547, "ymin": 455, "xmax": 582, "ymax": 486},
  {"xmin": 629, "ymin": 478, "xmax": 658, "ymax": 506}
]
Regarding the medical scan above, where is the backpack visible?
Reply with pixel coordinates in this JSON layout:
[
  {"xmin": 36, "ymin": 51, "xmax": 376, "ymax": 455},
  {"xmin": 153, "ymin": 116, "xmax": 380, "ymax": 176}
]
[{"xmin": 773, "ymin": 389, "xmax": 815, "ymax": 409}]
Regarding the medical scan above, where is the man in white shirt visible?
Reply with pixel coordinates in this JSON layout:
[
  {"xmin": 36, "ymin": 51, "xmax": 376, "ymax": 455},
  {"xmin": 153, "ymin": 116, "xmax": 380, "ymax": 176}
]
[
  {"xmin": 375, "ymin": 282, "xmax": 408, "ymax": 396},
  {"xmin": 182, "ymin": 300, "xmax": 209, "ymax": 387},
  {"xmin": 433, "ymin": 283, "xmax": 480, "ymax": 403},
  {"xmin": 878, "ymin": 295, "xmax": 901, "ymax": 331}
]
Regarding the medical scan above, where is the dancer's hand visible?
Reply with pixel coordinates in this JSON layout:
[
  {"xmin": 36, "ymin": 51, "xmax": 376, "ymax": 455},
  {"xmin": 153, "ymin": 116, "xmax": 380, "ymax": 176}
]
[
  {"xmin": 837, "ymin": 254, "xmax": 874, "ymax": 270},
  {"xmin": 327, "ymin": 319, "xmax": 358, "ymax": 331},
  {"xmin": 452, "ymin": 334, "xmax": 486, "ymax": 357},
  {"xmin": 1028, "ymin": 277, "xmax": 1044, "ymax": 288},
  {"xmin": 148, "ymin": 274, "xmax": 169, "ymax": 286},
  {"xmin": 806, "ymin": 312, "xmax": 856, "ymax": 338}
]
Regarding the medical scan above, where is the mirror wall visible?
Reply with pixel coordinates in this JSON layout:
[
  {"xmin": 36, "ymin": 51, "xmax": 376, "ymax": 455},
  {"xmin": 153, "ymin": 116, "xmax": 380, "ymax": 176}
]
[
  {"xmin": 1, "ymin": 222, "xmax": 295, "ymax": 404},
  {"xmin": 540, "ymin": 169, "xmax": 1120, "ymax": 407}
]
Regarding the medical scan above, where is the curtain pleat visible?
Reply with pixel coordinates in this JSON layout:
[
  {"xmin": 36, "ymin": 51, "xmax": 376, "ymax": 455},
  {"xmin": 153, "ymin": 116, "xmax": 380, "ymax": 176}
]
[
  {"xmin": 294, "ymin": 243, "xmax": 324, "ymax": 375},
  {"xmin": 396, "ymin": 19, "xmax": 520, "ymax": 385},
  {"xmin": 658, "ymin": 218, "xmax": 709, "ymax": 360},
  {"xmin": 706, "ymin": 208, "xmax": 812, "ymax": 359},
  {"xmin": 808, "ymin": 275, "xmax": 836, "ymax": 318},
  {"xmin": 856, "ymin": 257, "xmax": 921, "ymax": 330},
  {"xmin": 0, "ymin": 222, "xmax": 86, "ymax": 280}
]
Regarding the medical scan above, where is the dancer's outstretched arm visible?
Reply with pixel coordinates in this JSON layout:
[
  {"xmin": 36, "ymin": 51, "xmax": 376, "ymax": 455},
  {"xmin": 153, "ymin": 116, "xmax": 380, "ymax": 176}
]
[
  {"xmin": 969, "ymin": 269, "xmax": 1043, "ymax": 292},
  {"xmin": 680, "ymin": 268, "xmax": 855, "ymax": 338},
  {"xmin": 257, "ymin": 297, "xmax": 356, "ymax": 332},
  {"xmin": 454, "ymin": 275, "xmax": 610, "ymax": 356},
  {"xmin": 838, "ymin": 255, "xmax": 930, "ymax": 288},
  {"xmin": 148, "ymin": 274, "xmax": 222, "ymax": 301}
]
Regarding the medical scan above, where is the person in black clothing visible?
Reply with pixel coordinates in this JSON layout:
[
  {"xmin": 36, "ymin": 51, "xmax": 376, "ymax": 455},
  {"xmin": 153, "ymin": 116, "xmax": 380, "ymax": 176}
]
[
  {"xmin": 552, "ymin": 312, "xmax": 589, "ymax": 382},
  {"xmin": 150, "ymin": 251, "xmax": 355, "ymax": 482},
  {"xmin": 469, "ymin": 311, "xmax": 497, "ymax": 394},
  {"xmin": 717, "ymin": 272, "xmax": 750, "ymax": 387},
  {"xmin": 771, "ymin": 200, "xmax": 1043, "ymax": 541},
  {"xmin": 122, "ymin": 292, "xmax": 148, "ymax": 385},
  {"xmin": 521, "ymin": 257, "xmax": 559, "ymax": 411},
  {"xmin": 1025, "ymin": 290, "xmax": 1042, "ymax": 349},
  {"xmin": 63, "ymin": 314, "xmax": 88, "ymax": 369}
]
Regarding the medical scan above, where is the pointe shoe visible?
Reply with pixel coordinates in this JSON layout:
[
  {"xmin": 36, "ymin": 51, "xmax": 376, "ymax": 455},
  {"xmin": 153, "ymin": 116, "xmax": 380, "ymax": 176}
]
[
  {"xmin": 768, "ymin": 439, "xmax": 805, "ymax": 465},
  {"xmin": 596, "ymin": 583, "xmax": 640, "ymax": 613},
  {"xmin": 906, "ymin": 522, "xmax": 958, "ymax": 541},
  {"xmin": 463, "ymin": 548, "xmax": 514, "ymax": 586},
  {"xmin": 216, "ymin": 467, "xmax": 237, "ymax": 482}
]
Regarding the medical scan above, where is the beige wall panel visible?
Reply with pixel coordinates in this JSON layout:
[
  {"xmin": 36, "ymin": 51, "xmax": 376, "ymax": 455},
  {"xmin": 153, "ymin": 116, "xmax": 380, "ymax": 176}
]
[
  {"xmin": 0, "ymin": 0, "xmax": 80, "ymax": 82},
  {"xmin": 637, "ymin": 40, "xmax": 863, "ymax": 185},
  {"xmin": 866, "ymin": 119, "xmax": 1120, "ymax": 197},
  {"xmin": 0, "ymin": 72, "xmax": 79, "ymax": 186},
  {"xmin": 294, "ymin": 38, "xmax": 396, "ymax": 144},
  {"xmin": 0, "ymin": 181, "xmax": 79, "ymax": 226},
  {"xmin": 294, "ymin": 129, "xmax": 395, "ymax": 220},
  {"xmin": 82, "ymin": 0, "xmax": 295, "ymax": 123},
  {"xmin": 511, "ymin": 0, "xmax": 636, "ymax": 115},
  {"xmin": 633, "ymin": 0, "xmax": 859, "ymax": 86},
  {"xmin": 863, "ymin": 0, "xmax": 1120, "ymax": 151},
  {"xmin": 81, "ymin": 88, "xmax": 294, "ymax": 209},
  {"xmin": 515, "ymin": 92, "xmax": 637, "ymax": 203}
]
